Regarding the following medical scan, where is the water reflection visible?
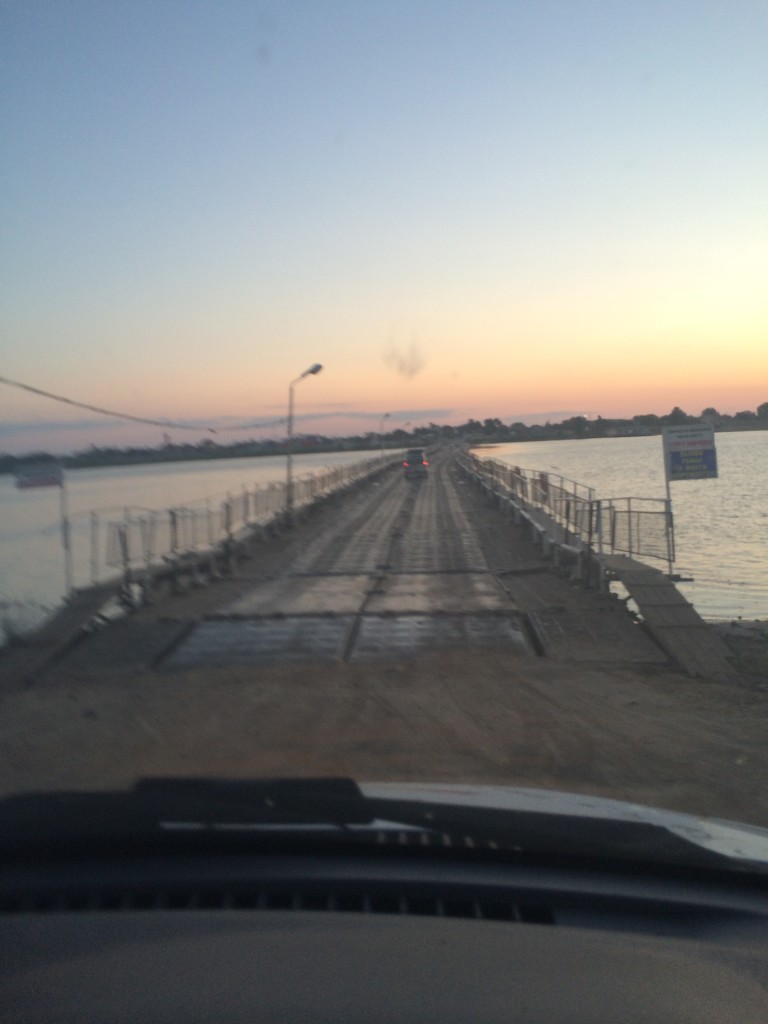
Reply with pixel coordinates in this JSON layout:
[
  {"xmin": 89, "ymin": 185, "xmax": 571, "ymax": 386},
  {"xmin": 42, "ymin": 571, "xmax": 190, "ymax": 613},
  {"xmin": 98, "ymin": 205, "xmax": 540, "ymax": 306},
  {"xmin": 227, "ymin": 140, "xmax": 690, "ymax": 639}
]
[{"xmin": 479, "ymin": 431, "xmax": 767, "ymax": 620}]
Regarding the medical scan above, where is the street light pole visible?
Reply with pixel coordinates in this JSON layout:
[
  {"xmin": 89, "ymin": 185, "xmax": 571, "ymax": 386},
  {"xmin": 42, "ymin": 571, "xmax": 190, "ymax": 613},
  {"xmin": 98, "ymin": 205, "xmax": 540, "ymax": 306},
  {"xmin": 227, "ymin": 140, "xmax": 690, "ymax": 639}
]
[
  {"xmin": 378, "ymin": 412, "xmax": 390, "ymax": 452},
  {"xmin": 286, "ymin": 363, "xmax": 323, "ymax": 520}
]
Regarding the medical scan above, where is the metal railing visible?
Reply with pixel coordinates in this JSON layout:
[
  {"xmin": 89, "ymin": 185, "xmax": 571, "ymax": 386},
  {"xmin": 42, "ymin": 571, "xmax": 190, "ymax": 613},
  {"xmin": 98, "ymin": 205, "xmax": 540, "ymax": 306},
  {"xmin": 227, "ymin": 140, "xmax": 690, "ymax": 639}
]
[
  {"xmin": 102, "ymin": 453, "xmax": 393, "ymax": 583},
  {"xmin": 603, "ymin": 496, "xmax": 674, "ymax": 564},
  {"xmin": 458, "ymin": 452, "xmax": 674, "ymax": 572}
]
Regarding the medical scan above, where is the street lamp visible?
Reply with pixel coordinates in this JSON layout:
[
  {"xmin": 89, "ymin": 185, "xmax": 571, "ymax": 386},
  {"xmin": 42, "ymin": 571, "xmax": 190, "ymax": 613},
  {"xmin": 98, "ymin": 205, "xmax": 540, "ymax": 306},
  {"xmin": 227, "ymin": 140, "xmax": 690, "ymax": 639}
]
[
  {"xmin": 286, "ymin": 363, "xmax": 323, "ymax": 520},
  {"xmin": 378, "ymin": 412, "xmax": 390, "ymax": 451}
]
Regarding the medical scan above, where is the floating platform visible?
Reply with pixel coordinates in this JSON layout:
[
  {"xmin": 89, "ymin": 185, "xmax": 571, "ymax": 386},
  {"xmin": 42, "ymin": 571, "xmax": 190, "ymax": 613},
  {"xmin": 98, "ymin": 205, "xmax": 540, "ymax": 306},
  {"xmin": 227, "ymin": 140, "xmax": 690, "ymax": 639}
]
[{"xmin": 603, "ymin": 555, "xmax": 736, "ymax": 680}]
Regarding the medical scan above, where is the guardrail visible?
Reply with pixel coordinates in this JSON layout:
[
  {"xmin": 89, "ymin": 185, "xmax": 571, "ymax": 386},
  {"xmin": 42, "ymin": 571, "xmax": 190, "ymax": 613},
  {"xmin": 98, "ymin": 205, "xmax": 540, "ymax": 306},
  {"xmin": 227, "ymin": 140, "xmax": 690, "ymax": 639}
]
[
  {"xmin": 66, "ymin": 454, "xmax": 394, "ymax": 602},
  {"xmin": 457, "ymin": 451, "xmax": 674, "ymax": 581}
]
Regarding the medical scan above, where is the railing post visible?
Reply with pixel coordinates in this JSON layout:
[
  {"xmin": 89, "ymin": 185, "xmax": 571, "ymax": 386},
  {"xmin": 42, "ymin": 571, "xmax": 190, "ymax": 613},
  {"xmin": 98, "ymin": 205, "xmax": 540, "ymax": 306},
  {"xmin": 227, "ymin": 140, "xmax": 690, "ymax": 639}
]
[
  {"xmin": 58, "ymin": 483, "xmax": 74, "ymax": 597},
  {"xmin": 90, "ymin": 511, "xmax": 99, "ymax": 585},
  {"xmin": 224, "ymin": 496, "xmax": 233, "ymax": 540},
  {"xmin": 564, "ymin": 497, "xmax": 571, "ymax": 543},
  {"xmin": 204, "ymin": 500, "xmax": 212, "ymax": 546},
  {"xmin": 170, "ymin": 510, "xmax": 178, "ymax": 554},
  {"xmin": 596, "ymin": 501, "xmax": 606, "ymax": 592},
  {"xmin": 627, "ymin": 497, "xmax": 634, "ymax": 558},
  {"xmin": 140, "ymin": 515, "xmax": 150, "ymax": 570},
  {"xmin": 606, "ymin": 502, "xmax": 613, "ymax": 553},
  {"xmin": 665, "ymin": 498, "xmax": 675, "ymax": 577},
  {"xmin": 118, "ymin": 524, "xmax": 130, "ymax": 587}
]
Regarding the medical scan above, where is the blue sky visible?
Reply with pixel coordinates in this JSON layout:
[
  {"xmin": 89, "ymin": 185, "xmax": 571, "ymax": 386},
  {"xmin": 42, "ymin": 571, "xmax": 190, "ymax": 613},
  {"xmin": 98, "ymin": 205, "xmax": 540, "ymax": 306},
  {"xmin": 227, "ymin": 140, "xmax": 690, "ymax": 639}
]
[{"xmin": 2, "ymin": 1, "xmax": 767, "ymax": 453}]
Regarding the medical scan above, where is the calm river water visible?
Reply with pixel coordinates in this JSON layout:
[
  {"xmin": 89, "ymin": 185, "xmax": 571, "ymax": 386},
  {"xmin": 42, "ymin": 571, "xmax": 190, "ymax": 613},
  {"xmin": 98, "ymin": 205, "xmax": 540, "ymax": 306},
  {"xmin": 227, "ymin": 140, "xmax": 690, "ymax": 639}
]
[
  {"xmin": 0, "ymin": 450, "xmax": 382, "ymax": 637},
  {"xmin": 476, "ymin": 431, "xmax": 767, "ymax": 621},
  {"xmin": 1, "ymin": 434, "xmax": 766, "ymax": 637}
]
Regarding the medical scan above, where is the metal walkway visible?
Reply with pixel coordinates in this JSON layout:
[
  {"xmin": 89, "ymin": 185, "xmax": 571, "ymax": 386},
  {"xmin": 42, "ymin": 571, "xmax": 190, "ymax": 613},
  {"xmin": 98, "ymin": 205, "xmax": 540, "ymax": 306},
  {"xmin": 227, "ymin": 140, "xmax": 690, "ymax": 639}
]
[{"xmin": 603, "ymin": 555, "xmax": 736, "ymax": 680}]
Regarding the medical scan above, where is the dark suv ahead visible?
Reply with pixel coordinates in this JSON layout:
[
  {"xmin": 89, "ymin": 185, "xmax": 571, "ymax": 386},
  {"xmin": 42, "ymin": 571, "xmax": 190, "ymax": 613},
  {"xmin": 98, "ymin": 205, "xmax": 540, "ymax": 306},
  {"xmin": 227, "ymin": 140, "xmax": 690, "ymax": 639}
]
[{"xmin": 403, "ymin": 448, "xmax": 429, "ymax": 478}]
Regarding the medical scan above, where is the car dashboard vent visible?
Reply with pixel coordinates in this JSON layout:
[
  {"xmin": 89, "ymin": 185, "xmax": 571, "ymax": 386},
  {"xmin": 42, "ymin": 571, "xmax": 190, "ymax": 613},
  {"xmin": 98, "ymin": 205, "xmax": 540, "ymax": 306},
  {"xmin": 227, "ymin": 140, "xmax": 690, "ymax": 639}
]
[{"xmin": 0, "ymin": 884, "xmax": 556, "ymax": 924}]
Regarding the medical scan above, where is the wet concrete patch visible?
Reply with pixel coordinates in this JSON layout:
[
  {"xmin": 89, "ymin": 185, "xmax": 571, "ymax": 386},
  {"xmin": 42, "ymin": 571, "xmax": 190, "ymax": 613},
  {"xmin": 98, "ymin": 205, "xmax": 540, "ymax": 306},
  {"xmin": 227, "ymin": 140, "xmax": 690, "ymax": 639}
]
[
  {"xmin": 164, "ymin": 617, "xmax": 352, "ymax": 669},
  {"xmin": 532, "ymin": 606, "xmax": 669, "ymax": 663},
  {"xmin": 162, "ymin": 612, "xmax": 532, "ymax": 669},
  {"xmin": 367, "ymin": 572, "xmax": 514, "ymax": 614},
  {"xmin": 220, "ymin": 575, "xmax": 372, "ymax": 617},
  {"xmin": 349, "ymin": 614, "xmax": 531, "ymax": 661}
]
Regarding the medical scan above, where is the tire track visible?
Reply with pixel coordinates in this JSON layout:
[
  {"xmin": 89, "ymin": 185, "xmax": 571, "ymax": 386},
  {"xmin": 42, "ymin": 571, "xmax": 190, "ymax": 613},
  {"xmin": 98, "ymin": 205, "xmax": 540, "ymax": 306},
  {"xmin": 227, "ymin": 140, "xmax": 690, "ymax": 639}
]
[
  {"xmin": 289, "ymin": 473, "xmax": 409, "ymax": 574},
  {"xmin": 390, "ymin": 452, "xmax": 488, "ymax": 572}
]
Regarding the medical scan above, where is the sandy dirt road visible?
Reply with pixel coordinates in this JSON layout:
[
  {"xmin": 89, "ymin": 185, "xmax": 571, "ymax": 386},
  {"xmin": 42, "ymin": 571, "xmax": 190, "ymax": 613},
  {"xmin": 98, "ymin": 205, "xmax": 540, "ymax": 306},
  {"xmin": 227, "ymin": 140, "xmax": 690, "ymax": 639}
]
[{"xmin": 1, "ymin": 449, "xmax": 767, "ymax": 826}]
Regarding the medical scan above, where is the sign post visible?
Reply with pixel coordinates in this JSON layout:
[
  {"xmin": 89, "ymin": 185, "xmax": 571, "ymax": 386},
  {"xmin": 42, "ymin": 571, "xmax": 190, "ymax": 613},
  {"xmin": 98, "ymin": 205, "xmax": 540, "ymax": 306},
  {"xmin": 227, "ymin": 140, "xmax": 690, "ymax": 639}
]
[
  {"xmin": 661, "ymin": 424, "xmax": 719, "ymax": 579},
  {"xmin": 14, "ymin": 460, "xmax": 73, "ymax": 597},
  {"xmin": 662, "ymin": 424, "xmax": 718, "ymax": 485}
]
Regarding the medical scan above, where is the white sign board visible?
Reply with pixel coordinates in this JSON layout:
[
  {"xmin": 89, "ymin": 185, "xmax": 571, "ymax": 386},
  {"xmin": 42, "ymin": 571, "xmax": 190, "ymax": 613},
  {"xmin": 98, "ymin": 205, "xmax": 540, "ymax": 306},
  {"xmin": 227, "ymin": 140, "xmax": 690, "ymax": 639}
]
[
  {"xmin": 662, "ymin": 425, "xmax": 718, "ymax": 482},
  {"xmin": 14, "ymin": 461, "xmax": 64, "ymax": 489}
]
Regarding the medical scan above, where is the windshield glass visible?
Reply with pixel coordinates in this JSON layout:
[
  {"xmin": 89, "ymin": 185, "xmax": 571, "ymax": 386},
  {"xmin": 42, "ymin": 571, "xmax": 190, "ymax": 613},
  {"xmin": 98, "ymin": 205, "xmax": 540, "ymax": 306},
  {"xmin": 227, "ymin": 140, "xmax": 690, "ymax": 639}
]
[{"xmin": 1, "ymin": 0, "xmax": 767, "ymax": 845}]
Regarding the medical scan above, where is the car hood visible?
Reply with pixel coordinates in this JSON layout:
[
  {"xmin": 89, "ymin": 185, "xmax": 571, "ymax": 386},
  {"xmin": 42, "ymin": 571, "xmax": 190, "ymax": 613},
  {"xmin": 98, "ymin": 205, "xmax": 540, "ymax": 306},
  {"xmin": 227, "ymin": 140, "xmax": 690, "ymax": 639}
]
[
  {"xmin": 360, "ymin": 782, "xmax": 768, "ymax": 866},
  {"xmin": 2, "ymin": 777, "xmax": 768, "ymax": 873}
]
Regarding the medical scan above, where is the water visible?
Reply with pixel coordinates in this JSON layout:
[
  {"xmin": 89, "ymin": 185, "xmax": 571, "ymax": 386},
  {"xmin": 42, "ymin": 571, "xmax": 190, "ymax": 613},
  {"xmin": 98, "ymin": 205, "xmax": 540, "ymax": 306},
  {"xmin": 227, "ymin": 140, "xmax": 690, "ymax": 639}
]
[
  {"xmin": 2, "ymin": 436, "xmax": 766, "ymax": 635},
  {"xmin": 475, "ymin": 431, "xmax": 767, "ymax": 621},
  {"xmin": 0, "ymin": 450, "xmax": 388, "ymax": 636}
]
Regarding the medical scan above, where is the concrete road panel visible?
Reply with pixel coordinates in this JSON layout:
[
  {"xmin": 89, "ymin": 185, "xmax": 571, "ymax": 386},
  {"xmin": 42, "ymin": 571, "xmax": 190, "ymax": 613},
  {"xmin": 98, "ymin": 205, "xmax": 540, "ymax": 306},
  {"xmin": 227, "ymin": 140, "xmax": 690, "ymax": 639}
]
[
  {"xmin": 350, "ymin": 613, "xmax": 531, "ymax": 662},
  {"xmin": 220, "ymin": 575, "xmax": 372, "ymax": 617},
  {"xmin": 367, "ymin": 572, "xmax": 515, "ymax": 614},
  {"xmin": 165, "ymin": 617, "xmax": 352, "ymax": 668}
]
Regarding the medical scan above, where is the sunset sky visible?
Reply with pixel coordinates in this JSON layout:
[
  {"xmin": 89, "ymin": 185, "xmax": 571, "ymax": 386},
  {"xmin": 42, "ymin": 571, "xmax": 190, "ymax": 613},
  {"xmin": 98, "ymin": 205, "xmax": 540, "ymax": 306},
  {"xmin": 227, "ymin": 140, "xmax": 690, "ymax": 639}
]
[{"xmin": 2, "ymin": 1, "xmax": 767, "ymax": 454}]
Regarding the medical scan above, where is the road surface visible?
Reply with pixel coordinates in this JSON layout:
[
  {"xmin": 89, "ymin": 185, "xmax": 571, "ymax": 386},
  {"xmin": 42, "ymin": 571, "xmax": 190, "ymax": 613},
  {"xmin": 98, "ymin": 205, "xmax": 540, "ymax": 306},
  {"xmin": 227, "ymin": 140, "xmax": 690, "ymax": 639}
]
[
  {"xmin": 1, "ymin": 447, "xmax": 767, "ymax": 828},
  {"xmin": 167, "ymin": 448, "xmax": 534, "ymax": 669}
]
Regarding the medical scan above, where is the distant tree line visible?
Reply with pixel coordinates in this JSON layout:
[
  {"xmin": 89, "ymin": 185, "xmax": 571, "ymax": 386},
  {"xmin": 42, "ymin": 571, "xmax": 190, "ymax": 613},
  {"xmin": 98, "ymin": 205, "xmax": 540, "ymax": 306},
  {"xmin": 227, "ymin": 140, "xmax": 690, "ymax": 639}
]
[
  {"xmin": 460, "ymin": 402, "xmax": 768, "ymax": 444},
  {"xmin": 1, "ymin": 402, "xmax": 766, "ymax": 475}
]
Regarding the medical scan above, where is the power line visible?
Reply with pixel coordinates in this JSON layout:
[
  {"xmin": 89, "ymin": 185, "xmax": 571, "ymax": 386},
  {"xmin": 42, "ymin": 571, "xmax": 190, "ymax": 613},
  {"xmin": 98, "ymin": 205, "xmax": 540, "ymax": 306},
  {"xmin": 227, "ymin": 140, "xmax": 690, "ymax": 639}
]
[
  {"xmin": 0, "ymin": 374, "xmax": 216, "ymax": 432},
  {"xmin": 0, "ymin": 374, "xmax": 285, "ymax": 434},
  {"xmin": 214, "ymin": 416, "xmax": 286, "ymax": 432}
]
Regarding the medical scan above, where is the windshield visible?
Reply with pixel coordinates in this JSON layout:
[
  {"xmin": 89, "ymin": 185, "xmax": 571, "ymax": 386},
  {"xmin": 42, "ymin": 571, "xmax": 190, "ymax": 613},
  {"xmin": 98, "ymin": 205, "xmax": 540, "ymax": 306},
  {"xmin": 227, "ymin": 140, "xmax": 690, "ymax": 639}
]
[{"xmin": 1, "ymin": 0, "xmax": 767, "ymax": 849}]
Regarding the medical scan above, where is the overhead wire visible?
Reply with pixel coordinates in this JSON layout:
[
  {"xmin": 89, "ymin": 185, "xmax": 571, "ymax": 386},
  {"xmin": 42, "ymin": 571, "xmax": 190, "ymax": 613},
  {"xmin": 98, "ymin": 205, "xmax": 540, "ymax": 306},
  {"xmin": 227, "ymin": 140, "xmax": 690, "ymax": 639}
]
[{"xmin": 0, "ymin": 374, "xmax": 285, "ymax": 434}]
